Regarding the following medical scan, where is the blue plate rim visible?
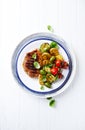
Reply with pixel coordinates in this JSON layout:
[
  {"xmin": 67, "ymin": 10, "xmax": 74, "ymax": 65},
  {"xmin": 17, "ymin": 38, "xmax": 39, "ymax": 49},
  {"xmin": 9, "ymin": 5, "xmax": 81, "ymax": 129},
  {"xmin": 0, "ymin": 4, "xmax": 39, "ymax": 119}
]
[{"xmin": 12, "ymin": 32, "xmax": 72, "ymax": 95}]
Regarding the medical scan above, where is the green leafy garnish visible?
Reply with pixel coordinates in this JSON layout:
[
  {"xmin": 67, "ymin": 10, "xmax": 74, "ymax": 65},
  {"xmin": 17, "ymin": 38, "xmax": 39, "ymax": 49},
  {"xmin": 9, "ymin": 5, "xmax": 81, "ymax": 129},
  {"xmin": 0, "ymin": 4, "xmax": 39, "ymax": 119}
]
[
  {"xmin": 47, "ymin": 25, "xmax": 54, "ymax": 32},
  {"xmin": 33, "ymin": 61, "xmax": 40, "ymax": 69},
  {"xmin": 32, "ymin": 53, "xmax": 37, "ymax": 59},
  {"xmin": 47, "ymin": 97, "xmax": 56, "ymax": 107},
  {"xmin": 49, "ymin": 99, "xmax": 56, "ymax": 107},
  {"xmin": 40, "ymin": 86, "xmax": 44, "ymax": 90},
  {"xmin": 47, "ymin": 97, "xmax": 52, "ymax": 100}
]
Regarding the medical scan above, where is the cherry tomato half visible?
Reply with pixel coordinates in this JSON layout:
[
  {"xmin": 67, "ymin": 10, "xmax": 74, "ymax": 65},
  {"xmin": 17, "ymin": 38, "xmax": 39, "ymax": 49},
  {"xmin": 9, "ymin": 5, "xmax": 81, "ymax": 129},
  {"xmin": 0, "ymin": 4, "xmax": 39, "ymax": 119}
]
[
  {"xmin": 55, "ymin": 60, "xmax": 62, "ymax": 68},
  {"xmin": 61, "ymin": 61, "xmax": 69, "ymax": 69},
  {"xmin": 58, "ymin": 73, "xmax": 63, "ymax": 79},
  {"xmin": 51, "ymin": 67, "xmax": 59, "ymax": 75}
]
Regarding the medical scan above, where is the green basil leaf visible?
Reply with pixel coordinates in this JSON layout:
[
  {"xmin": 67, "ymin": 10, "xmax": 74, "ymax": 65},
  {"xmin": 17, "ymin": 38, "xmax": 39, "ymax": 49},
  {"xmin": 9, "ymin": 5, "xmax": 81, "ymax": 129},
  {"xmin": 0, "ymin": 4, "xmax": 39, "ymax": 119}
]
[
  {"xmin": 49, "ymin": 99, "xmax": 56, "ymax": 107},
  {"xmin": 47, "ymin": 25, "xmax": 54, "ymax": 32},
  {"xmin": 47, "ymin": 97, "xmax": 52, "ymax": 100}
]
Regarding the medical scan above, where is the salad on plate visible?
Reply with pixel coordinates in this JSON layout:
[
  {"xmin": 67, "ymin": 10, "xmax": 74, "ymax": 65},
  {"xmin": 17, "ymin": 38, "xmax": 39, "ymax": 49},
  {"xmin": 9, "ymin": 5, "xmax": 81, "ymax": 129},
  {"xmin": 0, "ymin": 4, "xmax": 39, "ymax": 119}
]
[{"xmin": 23, "ymin": 41, "xmax": 69, "ymax": 90}]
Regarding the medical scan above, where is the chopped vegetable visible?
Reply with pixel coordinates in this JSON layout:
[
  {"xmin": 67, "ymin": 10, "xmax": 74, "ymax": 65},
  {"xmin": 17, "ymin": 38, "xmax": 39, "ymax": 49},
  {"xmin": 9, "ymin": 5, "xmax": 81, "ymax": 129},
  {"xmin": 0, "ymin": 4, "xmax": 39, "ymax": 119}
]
[
  {"xmin": 55, "ymin": 75, "xmax": 58, "ymax": 80},
  {"xmin": 49, "ymin": 99, "xmax": 56, "ymax": 107},
  {"xmin": 42, "ymin": 75, "xmax": 47, "ymax": 82},
  {"xmin": 55, "ymin": 60, "xmax": 62, "ymax": 68},
  {"xmin": 40, "ymin": 43, "xmax": 50, "ymax": 53},
  {"xmin": 47, "ymin": 64, "xmax": 54, "ymax": 68},
  {"xmin": 39, "ymin": 75, "xmax": 44, "ymax": 85},
  {"xmin": 39, "ymin": 75, "xmax": 47, "ymax": 85},
  {"xmin": 56, "ymin": 54, "xmax": 63, "ymax": 61},
  {"xmin": 42, "ymin": 60, "xmax": 49, "ymax": 66},
  {"xmin": 46, "ymin": 74, "xmax": 56, "ymax": 83},
  {"xmin": 50, "ymin": 41, "xmax": 58, "ymax": 49},
  {"xmin": 50, "ymin": 48, "xmax": 59, "ymax": 56},
  {"xmin": 40, "ymin": 86, "xmax": 44, "ymax": 90},
  {"xmin": 32, "ymin": 53, "xmax": 37, "ymax": 59},
  {"xmin": 47, "ymin": 25, "xmax": 54, "ymax": 32},
  {"xmin": 51, "ymin": 67, "xmax": 59, "ymax": 75},
  {"xmin": 33, "ymin": 61, "xmax": 40, "ymax": 69},
  {"xmin": 42, "ymin": 52, "xmax": 51, "ymax": 60},
  {"xmin": 44, "ymin": 66, "xmax": 51, "ymax": 73},
  {"xmin": 61, "ymin": 61, "xmax": 69, "ymax": 69},
  {"xmin": 45, "ymin": 82, "xmax": 51, "ymax": 88},
  {"xmin": 40, "ymin": 69, "xmax": 46, "ymax": 75},
  {"xmin": 50, "ymin": 56, "xmax": 56, "ymax": 62},
  {"xmin": 58, "ymin": 73, "xmax": 63, "ymax": 79}
]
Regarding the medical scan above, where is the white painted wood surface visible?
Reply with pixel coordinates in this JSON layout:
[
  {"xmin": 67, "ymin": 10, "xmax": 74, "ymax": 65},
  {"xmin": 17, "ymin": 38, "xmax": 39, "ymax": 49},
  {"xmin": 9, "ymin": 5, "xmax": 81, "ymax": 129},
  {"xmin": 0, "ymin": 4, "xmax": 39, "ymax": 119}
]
[{"xmin": 0, "ymin": 0, "xmax": 85, "ymax": 130}]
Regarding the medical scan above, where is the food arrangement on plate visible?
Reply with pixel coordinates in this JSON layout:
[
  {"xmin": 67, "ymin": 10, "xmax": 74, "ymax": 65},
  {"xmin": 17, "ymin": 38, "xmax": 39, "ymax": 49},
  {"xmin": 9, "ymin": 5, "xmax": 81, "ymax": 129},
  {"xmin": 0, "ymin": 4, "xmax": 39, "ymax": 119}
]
[
  {"xmin": 11, "ymin": 28, "xmax": 76, "ymax": 99},
  {"xmin": 11, "ymin": 24, "xmax": 76, "ymax": 106},
  {"xmin": 23, "ymin": 41, "xmax": 69, "ymax": 89}
]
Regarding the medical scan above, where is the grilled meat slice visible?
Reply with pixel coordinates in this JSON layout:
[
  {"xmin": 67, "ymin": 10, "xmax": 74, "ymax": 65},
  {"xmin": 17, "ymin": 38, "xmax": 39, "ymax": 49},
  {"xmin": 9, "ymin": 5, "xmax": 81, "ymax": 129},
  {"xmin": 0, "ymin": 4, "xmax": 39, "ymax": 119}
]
[{"xmin": 23, "ymin": 49, "xmax": 42, "ymax": 78}]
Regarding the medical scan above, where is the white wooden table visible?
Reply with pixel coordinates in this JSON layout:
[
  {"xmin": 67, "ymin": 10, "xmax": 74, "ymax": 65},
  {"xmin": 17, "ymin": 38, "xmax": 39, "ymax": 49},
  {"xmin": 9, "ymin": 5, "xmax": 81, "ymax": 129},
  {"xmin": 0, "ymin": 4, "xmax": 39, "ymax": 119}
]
[{"xmin": 0, "ymin": 0, "xmax": 85, "ymax": 130}]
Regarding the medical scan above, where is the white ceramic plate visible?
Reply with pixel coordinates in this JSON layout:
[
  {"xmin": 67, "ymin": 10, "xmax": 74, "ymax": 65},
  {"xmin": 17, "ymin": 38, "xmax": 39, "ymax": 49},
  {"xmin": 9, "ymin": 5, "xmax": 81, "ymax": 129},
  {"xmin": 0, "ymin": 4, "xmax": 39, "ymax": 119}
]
[{"xmin": 12, "ymin": 32, "xmax": 76, "ymax": 98}]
